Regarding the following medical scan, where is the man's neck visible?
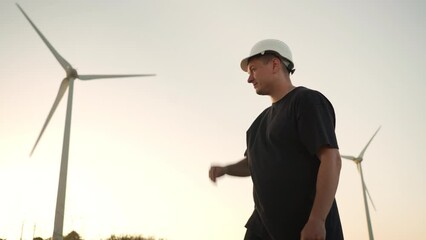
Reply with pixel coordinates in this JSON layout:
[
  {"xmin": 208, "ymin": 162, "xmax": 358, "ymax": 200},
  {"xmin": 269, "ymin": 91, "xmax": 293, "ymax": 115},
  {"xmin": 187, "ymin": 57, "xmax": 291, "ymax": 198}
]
[{"xmin": 271, "ymin": 82, "xmax": 295, "ymax": 103}]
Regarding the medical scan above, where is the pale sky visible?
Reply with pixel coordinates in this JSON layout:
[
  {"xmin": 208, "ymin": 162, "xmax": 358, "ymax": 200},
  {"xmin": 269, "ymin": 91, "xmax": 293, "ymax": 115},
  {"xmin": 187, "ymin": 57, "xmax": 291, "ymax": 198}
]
[{"xmin": 1, "ymin": 0, "xmax": 425, "ymax": 239}]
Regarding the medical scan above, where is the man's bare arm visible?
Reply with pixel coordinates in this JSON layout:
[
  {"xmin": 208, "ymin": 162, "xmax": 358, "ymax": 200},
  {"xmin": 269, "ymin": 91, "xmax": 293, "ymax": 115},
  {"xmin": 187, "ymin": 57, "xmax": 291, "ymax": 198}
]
[
  {"xmin": 301, "ymin": 147, "xmax": 342, "ymax": 239},
  {"xmin": 209, "ymin": 157, "xmax": 250, "ymax": 182}
]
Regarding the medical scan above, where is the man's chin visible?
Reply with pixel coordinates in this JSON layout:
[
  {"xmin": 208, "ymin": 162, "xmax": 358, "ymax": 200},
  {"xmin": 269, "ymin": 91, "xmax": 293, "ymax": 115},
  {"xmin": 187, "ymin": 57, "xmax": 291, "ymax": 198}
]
[{"xmin": 255, "ymin": 89, "xmax": 267, "ymax": 96}]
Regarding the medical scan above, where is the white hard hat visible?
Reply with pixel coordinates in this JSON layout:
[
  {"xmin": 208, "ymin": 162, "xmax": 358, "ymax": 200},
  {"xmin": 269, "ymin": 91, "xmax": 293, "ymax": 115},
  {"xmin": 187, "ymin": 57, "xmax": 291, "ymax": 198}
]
[{"xmin": 240, "ymin": 39, "xmax": 294, "ymax": 73}]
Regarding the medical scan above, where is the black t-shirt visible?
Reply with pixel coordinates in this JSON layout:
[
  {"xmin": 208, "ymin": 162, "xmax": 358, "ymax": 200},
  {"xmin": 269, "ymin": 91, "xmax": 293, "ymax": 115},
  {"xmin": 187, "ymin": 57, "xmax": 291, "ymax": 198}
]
[{"xmin": 245, "ymin": 86, "xmax": 343, "ymax": 240}]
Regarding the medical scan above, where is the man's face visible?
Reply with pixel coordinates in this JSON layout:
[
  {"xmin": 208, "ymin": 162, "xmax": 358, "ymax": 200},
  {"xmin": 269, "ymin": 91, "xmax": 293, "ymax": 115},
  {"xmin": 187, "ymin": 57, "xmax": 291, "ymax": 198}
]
[{"xmin": 246, "ymin": 56, "xmax": 275, "ymax": 96}]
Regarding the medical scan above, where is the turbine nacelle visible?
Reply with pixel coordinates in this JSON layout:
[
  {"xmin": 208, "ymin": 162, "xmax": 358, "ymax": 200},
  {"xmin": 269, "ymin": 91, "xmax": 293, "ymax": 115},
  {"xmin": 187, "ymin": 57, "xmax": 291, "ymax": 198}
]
[
  {"xmin": 66, "ymin": 68, "xmax": 78, "ymax": 79},
  {"xmin": 340, "ymin": 155, "xmax": 363, "ymax": 164},
  {"xmin": 353, "ymin": 158, "xmax": 362, "ymax": 164}
]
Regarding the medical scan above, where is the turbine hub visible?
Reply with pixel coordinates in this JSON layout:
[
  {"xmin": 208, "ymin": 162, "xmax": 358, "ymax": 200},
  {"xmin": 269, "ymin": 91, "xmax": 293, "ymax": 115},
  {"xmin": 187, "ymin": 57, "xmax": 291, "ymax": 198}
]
[{"xmin": 66, "ymin": 68, "xmax": 78, "ymax": 79}]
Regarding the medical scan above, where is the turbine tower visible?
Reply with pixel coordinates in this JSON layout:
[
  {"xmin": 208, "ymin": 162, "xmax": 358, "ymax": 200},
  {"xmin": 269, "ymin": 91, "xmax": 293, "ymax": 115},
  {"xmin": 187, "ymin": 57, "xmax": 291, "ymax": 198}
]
[
  {"xmin": 341, "ymin": 126, "xmax": 381, "ymax": 240},
  {"xmin": 17, "ymin": 4, "xmax": 155, "ymax": 240}
]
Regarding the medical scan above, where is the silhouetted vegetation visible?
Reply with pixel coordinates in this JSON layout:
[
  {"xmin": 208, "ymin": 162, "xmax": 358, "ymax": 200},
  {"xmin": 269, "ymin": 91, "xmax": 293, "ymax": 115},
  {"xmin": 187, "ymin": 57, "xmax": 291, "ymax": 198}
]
[
  {"xmin": 30, "ymin": 230, "xmax": 165, "ymax": 240},
  {"xmin": 64, "ymin": 231, "xmax": 82, "ymax": 240},
  {"xmin": 33, "ymin": 231, "xmax": 84, "ymax": 240},
  {"xmin": 106, "ymin": 235, "xmax": 165, "ymax": 240}
]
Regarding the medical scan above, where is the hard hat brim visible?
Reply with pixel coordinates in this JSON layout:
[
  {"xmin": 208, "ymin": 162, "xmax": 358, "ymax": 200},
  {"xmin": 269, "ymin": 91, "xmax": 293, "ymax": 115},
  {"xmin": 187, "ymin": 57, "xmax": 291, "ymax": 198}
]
[
  {"xmin": 240, "ymin": 57, "xmax": 250, "ymax": 72},
  {"xmin": 240, "ymin": 52, "xmax": 265, "ymax": 72}
]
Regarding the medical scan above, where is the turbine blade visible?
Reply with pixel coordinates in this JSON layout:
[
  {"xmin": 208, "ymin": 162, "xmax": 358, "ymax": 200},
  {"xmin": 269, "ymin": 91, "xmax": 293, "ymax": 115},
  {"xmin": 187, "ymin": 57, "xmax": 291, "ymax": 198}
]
[
  {"xmin": 358, "ymin": 126, "xmax": 381, "ymax": 159},
  {"xmin": 30, "ymin": 79, "xmax": 69, "ymax": 156},
  {"xmin": 16, "ymin": 4, "xmax": 73, "ymax": 71},
  {"xmin": 340, "ymin": 155, "xmax": 357, "ymax": 161},
  {"xmin": 356, "ymin": 163, "xmax": 361, "ymax": 173},
  {"xmin": 363, "ymin": 179, "xmax": 377, "ymax": 211},
  {"xmin": 78, "ymin": 74, "xmax": 156, "ymax": 80}
]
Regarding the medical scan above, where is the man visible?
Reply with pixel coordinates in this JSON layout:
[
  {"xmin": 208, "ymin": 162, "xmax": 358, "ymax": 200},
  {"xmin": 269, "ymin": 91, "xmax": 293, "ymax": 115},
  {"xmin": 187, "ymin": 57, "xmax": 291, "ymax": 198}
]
[{"xmin": 209, "ymin": 39, "xmax": 344, "ymax": 240}]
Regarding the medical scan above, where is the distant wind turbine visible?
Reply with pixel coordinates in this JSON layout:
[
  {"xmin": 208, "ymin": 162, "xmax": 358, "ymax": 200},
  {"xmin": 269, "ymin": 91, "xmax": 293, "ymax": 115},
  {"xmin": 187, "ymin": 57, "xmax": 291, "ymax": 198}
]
[
  {"xmin": 341, "ymin": 126, "xmax": 381, "ymax": 240},
  {"xmin": 17, "ymin": 4, "xmax": 155, "ymax": 240},
  {"xmin": 20, "ymin": 221, "xmax": 24, "ymax": 240}
]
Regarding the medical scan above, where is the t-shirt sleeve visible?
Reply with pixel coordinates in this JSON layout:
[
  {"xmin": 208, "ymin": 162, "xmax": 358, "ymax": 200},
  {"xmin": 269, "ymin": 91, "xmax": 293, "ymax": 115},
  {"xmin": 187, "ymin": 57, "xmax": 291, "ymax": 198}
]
[{"xmin": 296, "ymin": 90, "xmax": 338, "ymax": 155}]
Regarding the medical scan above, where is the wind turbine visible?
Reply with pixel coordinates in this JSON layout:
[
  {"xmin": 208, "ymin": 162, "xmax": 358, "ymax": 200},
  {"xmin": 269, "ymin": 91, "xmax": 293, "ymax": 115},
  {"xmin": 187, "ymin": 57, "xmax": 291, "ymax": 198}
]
[
  {"xmin": 17, "ymin": 4, "xmax": 155, "ymax": 240},
  {"xmin": 341, "ymin": 126, "xmax": 381, "ymax": 240}
]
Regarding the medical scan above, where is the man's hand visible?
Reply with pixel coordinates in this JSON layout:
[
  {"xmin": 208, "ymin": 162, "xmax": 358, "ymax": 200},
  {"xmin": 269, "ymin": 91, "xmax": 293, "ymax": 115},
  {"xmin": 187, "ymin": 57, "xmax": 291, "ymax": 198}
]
[
  {"xmin": 300, "ymin": 218, "xmax": 326, "ymax": 240},
  {"xmin": 209, "ymin": 158, "xmax": 250, "ymax": 183},
  {"xmin": 209, "ymin": 166, "xmax": 227, "ymax": 183}
]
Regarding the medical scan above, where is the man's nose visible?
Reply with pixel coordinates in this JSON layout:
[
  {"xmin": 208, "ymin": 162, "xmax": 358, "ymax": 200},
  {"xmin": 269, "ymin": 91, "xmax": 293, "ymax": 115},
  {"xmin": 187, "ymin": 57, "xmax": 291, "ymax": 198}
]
[{"xmin": 247, "ymin": 74, "xmax": 254, "ymax": 83}]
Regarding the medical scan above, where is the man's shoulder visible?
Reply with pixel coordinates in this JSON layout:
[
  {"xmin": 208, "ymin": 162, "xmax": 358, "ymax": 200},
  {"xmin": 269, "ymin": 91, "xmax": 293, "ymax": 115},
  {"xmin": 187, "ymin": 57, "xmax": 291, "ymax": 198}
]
[
  {"xmin": 293, "ymin": 86, "xmax": 322, "ymax": 97},
  {"xmin": 293, "ymin": 86, "xmax": 329, "ymax": 103}
]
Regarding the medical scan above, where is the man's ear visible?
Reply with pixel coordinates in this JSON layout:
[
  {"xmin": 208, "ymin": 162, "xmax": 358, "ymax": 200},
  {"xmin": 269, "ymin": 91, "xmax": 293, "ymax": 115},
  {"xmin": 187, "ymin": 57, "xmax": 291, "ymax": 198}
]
[{"xmin": 271, "ymin": 57, "xmax": 282, "ymax": 73}]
